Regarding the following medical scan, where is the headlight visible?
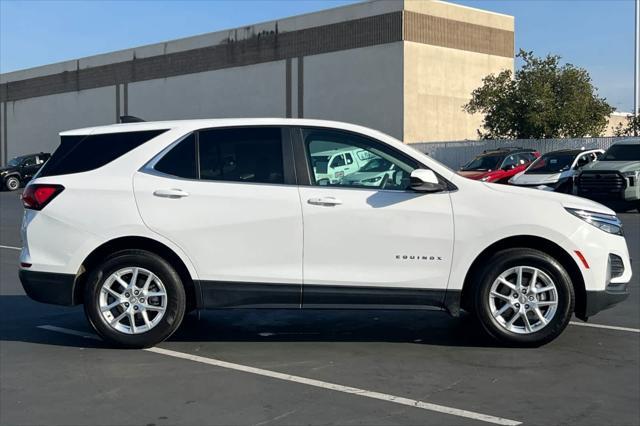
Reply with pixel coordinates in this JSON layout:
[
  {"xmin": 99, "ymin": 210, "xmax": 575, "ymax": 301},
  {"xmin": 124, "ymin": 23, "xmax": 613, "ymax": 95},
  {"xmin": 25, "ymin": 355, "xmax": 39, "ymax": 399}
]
[
  {"xmin": 362, "ymin": 176, "xmax": 382, "ymax": 183},
  {"xmin": 565, "ymin": 208, "xmax": 623, "ymax": 236},
  {"xmin": 480, "ymin": 176, "xmax": 491, "ymax": 182},
  {"xmin": 622, "ymin": 171, "xmax": 639, "ymax": 186}
]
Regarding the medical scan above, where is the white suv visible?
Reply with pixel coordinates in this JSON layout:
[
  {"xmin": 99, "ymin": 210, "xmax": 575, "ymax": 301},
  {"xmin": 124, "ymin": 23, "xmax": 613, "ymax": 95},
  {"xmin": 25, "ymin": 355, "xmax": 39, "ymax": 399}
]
[{"xmin": 19, "ymin": 119, "xmax": 632, "ymax": 348}]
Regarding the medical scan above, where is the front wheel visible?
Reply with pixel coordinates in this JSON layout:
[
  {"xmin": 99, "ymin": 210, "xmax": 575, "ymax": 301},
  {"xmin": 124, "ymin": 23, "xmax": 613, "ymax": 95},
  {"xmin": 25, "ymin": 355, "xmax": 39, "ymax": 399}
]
[
  {"xmin": 84, "ymin": 249, "xmax": 186, "ymax": 348},
  {"xmin": 472, "ymin": 248, "xmax": 574, "ymax": 347},
  {"xmin": 4, "ymin": 176, "xmax": 20, "ymax": 191}
]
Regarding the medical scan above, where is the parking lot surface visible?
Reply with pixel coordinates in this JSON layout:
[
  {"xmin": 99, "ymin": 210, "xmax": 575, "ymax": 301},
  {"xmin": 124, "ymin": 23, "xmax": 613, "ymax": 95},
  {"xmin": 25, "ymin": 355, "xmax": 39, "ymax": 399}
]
[{"xmin": 1, "ymin": 190, "xmax": 638, "ymax": 426}]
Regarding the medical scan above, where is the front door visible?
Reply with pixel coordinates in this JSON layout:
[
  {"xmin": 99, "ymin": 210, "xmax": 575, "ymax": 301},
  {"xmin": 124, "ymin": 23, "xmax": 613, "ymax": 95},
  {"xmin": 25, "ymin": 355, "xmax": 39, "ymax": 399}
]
[
  {"xmin": 296, "ymin": 128, "xmax": 455, "ymax": 309},
  {"xmin": 134, "ymin": 127, "xmax": 303, "ymax": 308},
  {"xmin": 21, "ymin": 156, "xmax": 40, "ymax": 180}
]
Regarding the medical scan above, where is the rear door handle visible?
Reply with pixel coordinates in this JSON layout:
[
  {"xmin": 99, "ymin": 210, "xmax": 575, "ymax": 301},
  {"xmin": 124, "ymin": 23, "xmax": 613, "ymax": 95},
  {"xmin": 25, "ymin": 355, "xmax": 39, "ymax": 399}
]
[
  {"xmin": 307, "ymin": 196, "xmax": 342, "ymax": 206},
  {"xmin": 153, "ymin": 188, "xmax": 189, "ymax": 199}
]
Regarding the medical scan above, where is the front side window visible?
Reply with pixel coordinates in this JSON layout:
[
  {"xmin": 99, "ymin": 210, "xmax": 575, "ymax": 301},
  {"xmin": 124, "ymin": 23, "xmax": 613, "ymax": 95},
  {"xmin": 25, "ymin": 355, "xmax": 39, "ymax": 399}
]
[
  {"xmin": 330, "ymin": 154, "xmax": 345, "ymax": 168},
  {"xmin": 303, "ymin": 128, "xmax": 417, "ymax": 190},
  {"xmin": 575, "ymin": 154, "xmax": 591, "ymax": 168},
  {"xmin": 22, "ymin": 157, "xmax": 36, "ymax": 167},
  {"xmin": 501, "ymin": 155, "xmax": 518, "ymax": 170}
]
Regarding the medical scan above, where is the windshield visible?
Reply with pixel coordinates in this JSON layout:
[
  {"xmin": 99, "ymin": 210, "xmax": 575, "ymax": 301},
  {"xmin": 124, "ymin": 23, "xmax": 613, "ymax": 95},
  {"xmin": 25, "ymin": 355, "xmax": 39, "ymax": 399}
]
[
  {"xmin": 7, "ymin": 157, "xmax": 22, "ymax": 167},
  {"xmin": 359, "ymin": 158, "xmax": 392, "ymax": 172},
  {"xmin": 525, "ymin": 154, "xmax": 574, "ymax": 174},
  {"xmin": 601, "ymin": 144, "xmax": 640, "ymax": 161},
  {"xmin": 461, "ymin": 155, "xmax": 502, "ymax": 171}
]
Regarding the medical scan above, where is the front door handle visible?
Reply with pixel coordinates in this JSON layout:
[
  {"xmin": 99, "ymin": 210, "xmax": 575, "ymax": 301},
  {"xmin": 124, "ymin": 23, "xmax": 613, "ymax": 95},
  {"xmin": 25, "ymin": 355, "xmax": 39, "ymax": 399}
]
[
  {"xmin": 153, "ymin": 188, "xmax": 189, "ymax": 199},
  {"xmin": 307, "ymin": 196, "xmax": 342, "ymax": 206}
]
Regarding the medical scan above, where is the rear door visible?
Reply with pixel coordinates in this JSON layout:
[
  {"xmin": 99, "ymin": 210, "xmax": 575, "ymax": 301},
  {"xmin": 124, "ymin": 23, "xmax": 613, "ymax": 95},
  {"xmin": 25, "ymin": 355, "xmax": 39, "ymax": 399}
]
[
  {"xmin": 294, "ymin": 127, "xmax": 454, "ymax": 309},
  {"xmin": 133, "ymin": 127, "xmax": 303, "ymax": 308},
  {"xmin": 21, "ymin": 156, "xmax": 40, "ymax": 180}
]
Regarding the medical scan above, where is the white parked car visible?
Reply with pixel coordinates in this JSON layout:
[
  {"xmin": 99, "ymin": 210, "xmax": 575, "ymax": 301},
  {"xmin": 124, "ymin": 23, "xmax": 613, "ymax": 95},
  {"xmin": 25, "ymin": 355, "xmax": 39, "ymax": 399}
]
[
  {"xmin": 339, "ymin": 157, "xmax": 400, "ymax": 187},
  {"xmin": 509, "ymin": 149, "xmax": 604, "ymax": 193},
  {"xmin": 310, "ymin": 147, "xmax": 371, "ymax": 184},
  {"xmin": 19, "ymin": 119, "xmax": 631, "ymax": 348}
]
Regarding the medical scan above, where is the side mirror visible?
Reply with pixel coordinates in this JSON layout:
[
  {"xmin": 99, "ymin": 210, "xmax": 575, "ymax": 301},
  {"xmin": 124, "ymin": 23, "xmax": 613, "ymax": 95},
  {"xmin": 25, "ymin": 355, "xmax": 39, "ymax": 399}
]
[{"xmin": 410, "ymin": 169, "xmax": 445, "ymax": 193}]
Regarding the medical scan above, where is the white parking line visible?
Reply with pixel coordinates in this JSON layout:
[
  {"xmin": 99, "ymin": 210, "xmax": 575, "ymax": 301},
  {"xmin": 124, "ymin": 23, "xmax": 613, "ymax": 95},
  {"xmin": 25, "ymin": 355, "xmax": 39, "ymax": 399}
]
[
  {"xmin": 38, "ymin": 324, "xmax": 521, "ymax": 426},
  {"xmin": 569, "ymin": 321, "xmax": 640, "ymax": 333},
  {"xmin": 0, "ymin": 244, "xmax": 21, "ymax": 251}
]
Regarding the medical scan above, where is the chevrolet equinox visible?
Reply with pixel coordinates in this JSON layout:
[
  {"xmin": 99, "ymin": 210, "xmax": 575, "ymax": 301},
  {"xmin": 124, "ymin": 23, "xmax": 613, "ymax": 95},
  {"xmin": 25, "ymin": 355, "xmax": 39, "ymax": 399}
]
[{"xmin": 19, "ymin": 119, "xmax": 632, "ymax": 348}]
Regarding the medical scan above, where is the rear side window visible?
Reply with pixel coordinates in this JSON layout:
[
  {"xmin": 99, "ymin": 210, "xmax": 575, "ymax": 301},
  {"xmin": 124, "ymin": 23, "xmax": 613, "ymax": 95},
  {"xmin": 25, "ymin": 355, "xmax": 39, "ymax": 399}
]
[
  {"xmin": 39, "ymin": 129, "xmax": 167, "ymax": 177},
  {"xmin": 198, "ymin": 127, "xmax": 284, "ymax": 184},
  {"xmin": 155, "ymin": 134, "xmax": 197, "ymax": 179}
]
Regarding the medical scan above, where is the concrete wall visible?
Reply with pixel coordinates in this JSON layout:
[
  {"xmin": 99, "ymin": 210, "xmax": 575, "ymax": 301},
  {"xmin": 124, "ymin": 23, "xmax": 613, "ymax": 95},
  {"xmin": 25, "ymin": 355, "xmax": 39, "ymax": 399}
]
[
  {"xmin": 403, "ymin": 41, "xmax": 513, "ymax": 143},
  {"xmin": 0, "ymin": 0, "xmax": 515, "ymax": 163},
  {"xmin": 604, "ymin": 112, "xmax": 632, "ymax": 136},
  {"xmin": 128, "ymin": 61, "xmax": 287, "ymax": 121},
  {"xmin": 304, "ymin": 43, "xmax": 404, "ymax": 139},
  {"xmin": 4, "ymin": 86, "xmax": 115, "ymax": 158}
]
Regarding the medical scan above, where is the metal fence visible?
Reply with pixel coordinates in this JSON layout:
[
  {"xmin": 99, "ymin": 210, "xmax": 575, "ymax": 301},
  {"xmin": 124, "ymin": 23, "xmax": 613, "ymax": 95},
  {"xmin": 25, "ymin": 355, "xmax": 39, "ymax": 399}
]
[{"xmin": 411, "ymin": 137, "xmax": 635, "ymax": 170}]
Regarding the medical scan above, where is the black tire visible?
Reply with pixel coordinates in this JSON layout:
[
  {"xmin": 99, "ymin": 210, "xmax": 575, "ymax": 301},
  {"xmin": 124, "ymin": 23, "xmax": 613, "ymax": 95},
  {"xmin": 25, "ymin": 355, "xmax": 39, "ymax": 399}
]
[
  {"xmin": 84, "ymin": 249, "xmax": 186, "ymax": 348},
  {"xmin": 472, "ymin": 248, "xmax": 574, "ymax": 347},
  {"xmin": 4, "ymin": 176, "xmax": 20, "ymax": 191}
]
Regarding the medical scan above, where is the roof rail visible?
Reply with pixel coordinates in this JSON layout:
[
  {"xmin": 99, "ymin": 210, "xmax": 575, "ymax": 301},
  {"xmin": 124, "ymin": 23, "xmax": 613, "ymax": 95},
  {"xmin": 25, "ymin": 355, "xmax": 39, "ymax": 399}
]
[
  {"xmin": 482, "ymin": 146, "xmax": 524, "ymax": 153},
  {"xmin": 119, "ymin": 115, "xmax": 145, "ymax": 123}
]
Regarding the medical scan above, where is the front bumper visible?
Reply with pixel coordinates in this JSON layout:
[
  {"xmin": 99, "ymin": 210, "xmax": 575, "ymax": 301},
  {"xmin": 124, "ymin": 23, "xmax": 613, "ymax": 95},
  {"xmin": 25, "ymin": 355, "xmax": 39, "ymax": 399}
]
[
  {"xmin": 19, "ymin": 270, "xmax": 78, "ymax": 306},
  {"xmin": 582, "ymin": 283, "xmax": 630, "ymax": 319}
]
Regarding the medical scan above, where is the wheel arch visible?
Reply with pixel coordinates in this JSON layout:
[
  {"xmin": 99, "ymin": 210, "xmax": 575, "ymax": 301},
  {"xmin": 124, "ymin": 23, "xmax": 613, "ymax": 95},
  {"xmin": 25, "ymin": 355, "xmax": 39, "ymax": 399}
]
[
  {"xmin": 3, "ymin": 172, "xmax": 21, "ymax": 185},
  {"xmin": 73, "ymin": 236, "xmax": 198, "ymax": 310},
  {"xmin": 459, "ymin": 235, "xmax": 587, "ymax": 319}
]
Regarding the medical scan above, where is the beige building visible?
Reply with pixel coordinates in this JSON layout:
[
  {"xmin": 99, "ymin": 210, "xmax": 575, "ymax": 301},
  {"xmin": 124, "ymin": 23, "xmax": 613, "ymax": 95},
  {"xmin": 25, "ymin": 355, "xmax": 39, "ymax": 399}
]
[
  {"xmin": 0, "ymin": 0, "xmax": 514, "ymax": 164},
  {"xmin": 604, "ymin": 112, "xmax": 633, "ymax": 136}
]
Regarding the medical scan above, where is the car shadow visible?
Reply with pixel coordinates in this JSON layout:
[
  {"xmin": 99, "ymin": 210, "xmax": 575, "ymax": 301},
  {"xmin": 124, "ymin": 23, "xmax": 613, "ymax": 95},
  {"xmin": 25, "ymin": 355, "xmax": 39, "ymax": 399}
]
[{"xmin": 0, "ymin": 295, "xmax": 506, "ymax": 349}]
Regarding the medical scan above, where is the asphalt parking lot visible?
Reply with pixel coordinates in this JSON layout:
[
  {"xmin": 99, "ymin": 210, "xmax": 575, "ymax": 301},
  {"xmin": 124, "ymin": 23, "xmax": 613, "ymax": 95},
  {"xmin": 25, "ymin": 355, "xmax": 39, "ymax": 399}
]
[{"xmin": 0, "ymin": 190, "xmax": 638, "ymax": 426}]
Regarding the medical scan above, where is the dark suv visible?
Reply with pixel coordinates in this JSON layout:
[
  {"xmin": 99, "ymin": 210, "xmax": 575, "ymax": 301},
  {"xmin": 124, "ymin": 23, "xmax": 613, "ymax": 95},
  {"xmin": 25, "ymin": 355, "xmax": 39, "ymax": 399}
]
[{"xmin": 0, "ymin": 153, "xmax": 51, "ymax": 191}]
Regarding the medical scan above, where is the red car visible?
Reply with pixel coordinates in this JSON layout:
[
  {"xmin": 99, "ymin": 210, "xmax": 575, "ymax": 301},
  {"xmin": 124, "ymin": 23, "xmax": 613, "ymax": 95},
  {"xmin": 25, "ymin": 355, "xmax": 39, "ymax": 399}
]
[{"xmin": 458, "ymin": 148, "xmax": 540, "ymax": 183}]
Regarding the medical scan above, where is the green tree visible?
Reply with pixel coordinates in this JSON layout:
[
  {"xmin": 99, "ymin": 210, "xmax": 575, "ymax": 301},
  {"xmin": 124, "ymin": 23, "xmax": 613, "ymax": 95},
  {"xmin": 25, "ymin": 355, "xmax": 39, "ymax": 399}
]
[
  {"xmin": 613, "ymin": 114, "xmax": 640, "ymax": 137},
  {"xmin": 464, "ymin": 50, "xmax": 614, "ymax": 139}
]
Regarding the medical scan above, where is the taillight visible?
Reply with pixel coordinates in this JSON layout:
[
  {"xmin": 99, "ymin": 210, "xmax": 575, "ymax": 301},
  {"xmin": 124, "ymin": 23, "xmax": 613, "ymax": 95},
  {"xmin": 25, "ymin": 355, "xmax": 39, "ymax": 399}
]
[{"xmin": 22, "ymin": 184, "xmax": 64, "ymax": 210}]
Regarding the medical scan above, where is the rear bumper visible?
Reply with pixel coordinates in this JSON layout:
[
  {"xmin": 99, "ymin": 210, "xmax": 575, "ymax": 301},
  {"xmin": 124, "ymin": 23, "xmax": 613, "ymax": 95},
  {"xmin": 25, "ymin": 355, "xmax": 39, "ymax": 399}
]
[
  {"xmin": 19, "ymin": 270, "xmax": 78, "ymax": 306},
  {"xmin": 583, "ymin": 283, "xmax": 630, "ymax": 319}
]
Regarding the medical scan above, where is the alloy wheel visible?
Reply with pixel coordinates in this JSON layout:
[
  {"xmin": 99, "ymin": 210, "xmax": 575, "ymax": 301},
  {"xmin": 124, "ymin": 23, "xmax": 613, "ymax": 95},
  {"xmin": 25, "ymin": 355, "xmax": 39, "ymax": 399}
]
[
  {"xmin": 488, "ymin": 266, "xmax": 558, "ymax": 334},
  {"xmin": 6, "ymin": 178, "xmax": 19, "ymax": 191},
  {"xmin": 99, "ymin": 267, "xmax": 167, "ymax": 334}
]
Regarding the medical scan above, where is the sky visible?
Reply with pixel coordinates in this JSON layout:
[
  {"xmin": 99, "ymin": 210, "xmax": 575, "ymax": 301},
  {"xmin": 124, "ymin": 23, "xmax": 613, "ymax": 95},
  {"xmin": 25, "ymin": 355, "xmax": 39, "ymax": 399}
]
[{"xmin": 0, "ymin": 0, "xmax": 636, "ymax": 112}]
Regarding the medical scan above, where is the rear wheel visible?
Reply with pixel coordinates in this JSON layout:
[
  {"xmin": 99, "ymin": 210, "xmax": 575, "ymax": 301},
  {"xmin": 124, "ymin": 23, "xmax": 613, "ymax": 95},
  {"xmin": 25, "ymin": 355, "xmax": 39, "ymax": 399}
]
[
  {"xmin": 472, "ymin": 248, "xmax": 574, "ymax": 346},
  {"xmin": 84, "ymin": 250, "xmax": 186, "ymax": 348},
  {"xmin": 4, "ymin": 176, "xmax": 20, "ymax": 191}
]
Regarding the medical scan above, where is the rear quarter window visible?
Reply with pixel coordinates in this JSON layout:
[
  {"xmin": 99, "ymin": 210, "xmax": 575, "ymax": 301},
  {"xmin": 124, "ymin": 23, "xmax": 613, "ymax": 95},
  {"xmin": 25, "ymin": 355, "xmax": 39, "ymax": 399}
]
[{"xmin": 38, "ymin": 129, "xmax": 168, "ymax": 177}]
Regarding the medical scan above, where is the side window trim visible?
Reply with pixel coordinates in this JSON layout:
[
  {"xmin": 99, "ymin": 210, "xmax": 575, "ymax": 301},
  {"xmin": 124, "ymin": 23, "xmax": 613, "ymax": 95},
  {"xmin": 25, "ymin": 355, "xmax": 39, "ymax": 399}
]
[
  {"xmin": 145, "ymin": 126, "xmax": 297, "ymax": 186},
  {"xmin": 291, "ymin": 125, "xmax": 445, "ymax": 192}
]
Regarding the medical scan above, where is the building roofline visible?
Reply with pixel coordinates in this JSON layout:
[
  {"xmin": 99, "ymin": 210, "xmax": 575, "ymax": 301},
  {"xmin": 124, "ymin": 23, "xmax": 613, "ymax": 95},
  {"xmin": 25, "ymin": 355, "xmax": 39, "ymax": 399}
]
[
  {"xmin": 1, "ymin": 0, "xmax": 514, "ymax": 84},
  {"xmin": 432, "ymin": 0, "xmax": 514, "ymax": 19},
  {"xmin": 1, "ymin": 0, "xmax": 400, "ymax": 82}
]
